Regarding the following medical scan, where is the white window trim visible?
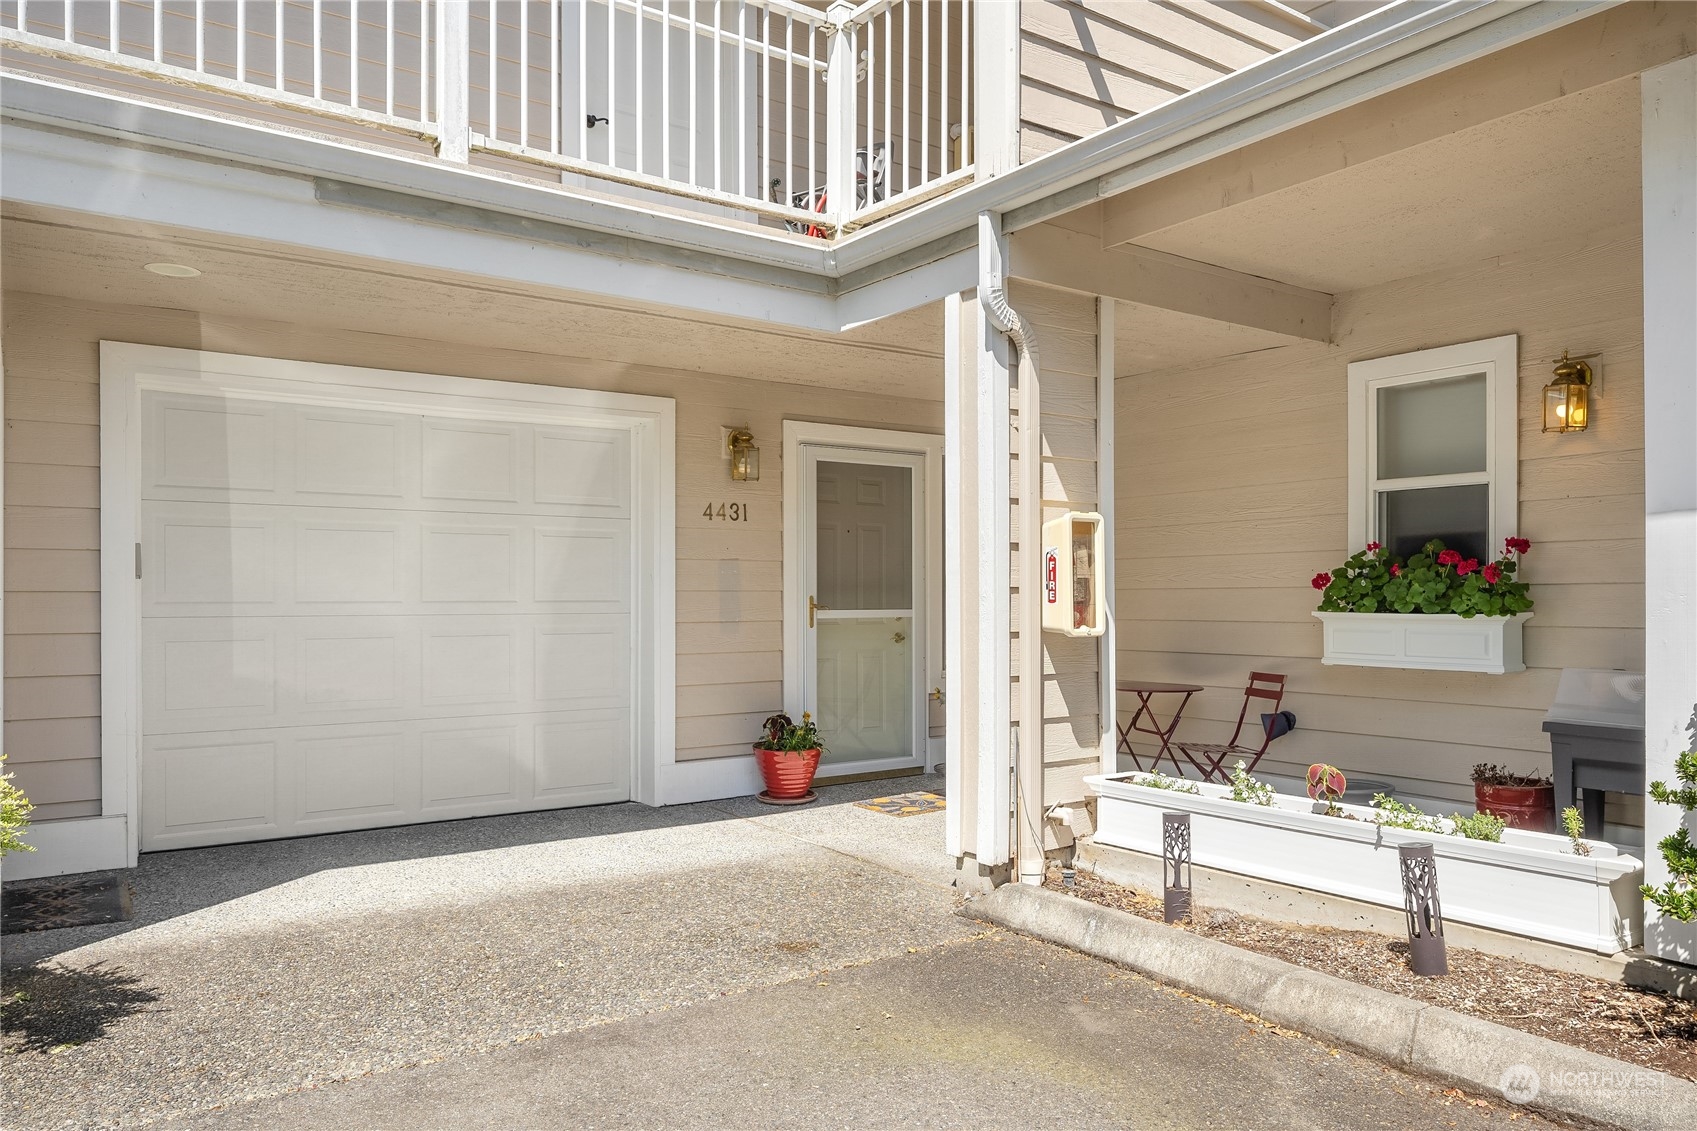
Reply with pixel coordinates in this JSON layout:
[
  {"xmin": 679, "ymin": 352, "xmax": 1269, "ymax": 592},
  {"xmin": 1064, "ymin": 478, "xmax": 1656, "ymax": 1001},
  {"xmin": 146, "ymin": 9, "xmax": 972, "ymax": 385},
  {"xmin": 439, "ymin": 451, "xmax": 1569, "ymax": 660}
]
[{"xmin": 1347, "ymin": 334, "xmax": 1519, "ymax": 556}]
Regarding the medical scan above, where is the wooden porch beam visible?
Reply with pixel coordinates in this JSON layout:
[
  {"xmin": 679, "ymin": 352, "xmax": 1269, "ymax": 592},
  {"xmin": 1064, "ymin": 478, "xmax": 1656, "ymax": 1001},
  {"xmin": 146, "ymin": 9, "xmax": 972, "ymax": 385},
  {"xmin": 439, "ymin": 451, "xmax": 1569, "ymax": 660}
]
[
  {"xmin": 1101, "ymin": 1, "xmax": 1697, "ymax": 249},
  {"xmin": 1009, "ymin": 224, "xmax": 1332, "ymax": 343}
]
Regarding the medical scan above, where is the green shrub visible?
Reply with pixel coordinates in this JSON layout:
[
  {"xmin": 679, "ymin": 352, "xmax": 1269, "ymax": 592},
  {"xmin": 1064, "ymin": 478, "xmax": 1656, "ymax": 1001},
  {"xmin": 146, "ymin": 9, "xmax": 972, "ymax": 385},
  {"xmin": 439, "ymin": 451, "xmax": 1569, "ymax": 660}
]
[
  {"xmin": 1448, "ymin": 810, "xmax": 1506, "ymax": 842},
  {"xmin": 1643, "ymin": 749, "xmax": 1697, "ymax": 921},
  {"xmin": 1370, "ymin": 794, "xmax": 1442, "ymax": 834},
  {"xmin": 1561, "ymin": 806, "xmax": 1591, "ymax": 856},
  {"xmin": 1, "ymin": 755, "xmax": 35, "ymax": 858}
]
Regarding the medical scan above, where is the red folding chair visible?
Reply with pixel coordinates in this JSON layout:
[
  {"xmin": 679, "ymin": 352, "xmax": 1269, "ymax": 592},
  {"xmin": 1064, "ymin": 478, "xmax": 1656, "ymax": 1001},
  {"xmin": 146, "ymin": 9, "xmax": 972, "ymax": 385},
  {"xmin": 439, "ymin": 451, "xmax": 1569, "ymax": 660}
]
[{"xmin": 1171, "ymin": 673, "xmax": 1289, "ymax": 783}]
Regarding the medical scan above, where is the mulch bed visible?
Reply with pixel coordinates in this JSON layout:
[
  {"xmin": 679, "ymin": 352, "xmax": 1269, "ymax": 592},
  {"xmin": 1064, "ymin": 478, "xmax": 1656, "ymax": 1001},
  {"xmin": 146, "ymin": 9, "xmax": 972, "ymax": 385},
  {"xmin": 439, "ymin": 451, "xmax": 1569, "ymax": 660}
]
[{"xmin": 1049, "ymin": 869, "xmax": 1697, "ymax": 1083}]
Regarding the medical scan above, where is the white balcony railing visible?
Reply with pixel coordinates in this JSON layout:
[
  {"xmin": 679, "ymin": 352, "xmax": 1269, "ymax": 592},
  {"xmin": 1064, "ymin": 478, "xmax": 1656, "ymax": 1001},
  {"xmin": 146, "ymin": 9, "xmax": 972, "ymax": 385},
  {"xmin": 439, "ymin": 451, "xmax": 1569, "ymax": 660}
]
[{"xmin": 1, "ymin": 0, "xmax": 975, "ymax": 235}]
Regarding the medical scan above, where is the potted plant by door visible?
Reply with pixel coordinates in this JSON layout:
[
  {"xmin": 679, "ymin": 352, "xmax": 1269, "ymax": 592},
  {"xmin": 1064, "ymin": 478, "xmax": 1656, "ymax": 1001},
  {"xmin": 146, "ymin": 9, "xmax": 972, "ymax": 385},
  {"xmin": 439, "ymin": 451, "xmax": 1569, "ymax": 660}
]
[
  {"xmin": 754, "ymin": 712, "xmax": 826, "ymax": 805},
  {"xmin": 1471, "ymin": 763, "xmax": 1556, "ymax": 832}
]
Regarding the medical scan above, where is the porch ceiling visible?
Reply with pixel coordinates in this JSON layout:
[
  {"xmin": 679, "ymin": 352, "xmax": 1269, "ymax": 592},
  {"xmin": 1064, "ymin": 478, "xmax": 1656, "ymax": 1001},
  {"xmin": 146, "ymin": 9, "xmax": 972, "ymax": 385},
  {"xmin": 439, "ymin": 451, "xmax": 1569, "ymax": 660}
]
[
  {"xmin": 1108, "ymin": 75, "xmax": 1642, "ymax": 296},
  {"xmin": 0, "ymin": 208, "xmax": 945, "ymax": 400}
]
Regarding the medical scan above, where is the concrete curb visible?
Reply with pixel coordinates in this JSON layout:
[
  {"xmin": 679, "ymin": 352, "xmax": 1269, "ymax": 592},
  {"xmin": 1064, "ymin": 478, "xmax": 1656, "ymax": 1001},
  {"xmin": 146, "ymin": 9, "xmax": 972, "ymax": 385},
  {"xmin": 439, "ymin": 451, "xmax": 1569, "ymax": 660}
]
[{"xmin": 965, "ymin": 884, "xmax": 1697, "ymax": 1131}]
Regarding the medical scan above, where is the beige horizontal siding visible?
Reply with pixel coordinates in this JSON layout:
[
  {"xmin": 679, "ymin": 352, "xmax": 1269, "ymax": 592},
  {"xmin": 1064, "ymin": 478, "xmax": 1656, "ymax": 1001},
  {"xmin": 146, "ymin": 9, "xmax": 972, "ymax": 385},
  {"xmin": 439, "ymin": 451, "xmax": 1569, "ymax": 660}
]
[
  {"xmin": 1115, "ymin": 232, "xmax": 1646, "ymax": 804},
  {"xmin": 2, "ymin": 289, "xmax": 942, "ymax": 819},
  {"xmin": 1019, "ymin": 0, "xmax": 1316, "ymax": 160}
]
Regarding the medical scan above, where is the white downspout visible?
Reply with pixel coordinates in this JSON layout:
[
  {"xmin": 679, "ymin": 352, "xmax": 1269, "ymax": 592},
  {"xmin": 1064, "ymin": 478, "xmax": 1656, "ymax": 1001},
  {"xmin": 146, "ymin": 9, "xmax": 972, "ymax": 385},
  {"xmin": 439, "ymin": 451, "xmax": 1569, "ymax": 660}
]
[{"xmin": 978, "ymin": 211, "xmax": 1046, "ymax": 886}]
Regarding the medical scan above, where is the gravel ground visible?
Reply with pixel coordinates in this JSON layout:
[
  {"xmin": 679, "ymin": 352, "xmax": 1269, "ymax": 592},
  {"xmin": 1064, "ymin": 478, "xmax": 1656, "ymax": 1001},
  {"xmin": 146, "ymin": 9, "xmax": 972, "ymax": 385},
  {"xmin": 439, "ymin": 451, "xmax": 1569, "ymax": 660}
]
[
  {"xmin": 1054, "ymin": 869, "xmax": 1697, "ymax": 1082},
  {"xmin": 1, "ymin": 778, "xmax": 976, "ymax": 1129}
]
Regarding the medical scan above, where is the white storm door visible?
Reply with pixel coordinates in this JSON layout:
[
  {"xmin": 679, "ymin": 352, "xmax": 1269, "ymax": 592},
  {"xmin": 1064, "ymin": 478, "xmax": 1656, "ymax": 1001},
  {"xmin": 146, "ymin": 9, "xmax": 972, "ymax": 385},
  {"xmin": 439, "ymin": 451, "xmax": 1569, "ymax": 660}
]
[
  {"xmin": 135, "ymin": 388, "xmax": 638, "ymax": 851},
  {"xmin": 799, "ymin": 446, "xmax": 927, "ymax": 778}
]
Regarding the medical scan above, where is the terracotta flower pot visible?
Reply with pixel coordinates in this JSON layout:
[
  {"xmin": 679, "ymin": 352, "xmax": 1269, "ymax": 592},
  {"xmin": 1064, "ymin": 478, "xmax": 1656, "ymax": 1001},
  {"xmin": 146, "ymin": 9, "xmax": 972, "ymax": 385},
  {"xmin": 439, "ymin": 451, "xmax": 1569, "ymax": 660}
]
[
  {"xmin": 1474, "ymin": 782, "xmax": 1555, "ymax": 833},
  {"xmin": 754, "ymin": 746, "xmax": 822, "ymax": 799}
]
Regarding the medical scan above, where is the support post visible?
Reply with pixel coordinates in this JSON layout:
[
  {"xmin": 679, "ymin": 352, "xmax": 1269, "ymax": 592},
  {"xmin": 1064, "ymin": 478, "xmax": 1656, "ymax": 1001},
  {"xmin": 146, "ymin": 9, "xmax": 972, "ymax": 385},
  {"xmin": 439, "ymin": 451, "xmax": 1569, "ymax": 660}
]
[
  {"xmin": 972, "ymin": 0, "xmax": 1021, "ymax": 178},
  {"xmin": 824, "ymin": 1, "xmax": 857, "ymax": 232},
  {"xmin": 1642, "ymin": 55, "xmax": 1697, "ymax": 965},
  {"xmin": 436, "ymin": 0, "xmax": 471, "ymax": 163}
]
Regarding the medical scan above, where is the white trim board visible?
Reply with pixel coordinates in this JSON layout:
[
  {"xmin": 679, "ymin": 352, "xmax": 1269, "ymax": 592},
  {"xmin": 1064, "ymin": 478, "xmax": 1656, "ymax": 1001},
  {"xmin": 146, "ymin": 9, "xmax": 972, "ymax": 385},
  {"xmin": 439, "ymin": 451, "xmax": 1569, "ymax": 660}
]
[
  {"xmin": 0, "ymin": 816, "xmax": 130, "ymax": 882},
  {"xmin": 781, "ymin": 421, "xmax": 946, "ymax": 781},
  {"xmin": 98, "ymin": 342, "xmax": 681, "ymax": 867}
]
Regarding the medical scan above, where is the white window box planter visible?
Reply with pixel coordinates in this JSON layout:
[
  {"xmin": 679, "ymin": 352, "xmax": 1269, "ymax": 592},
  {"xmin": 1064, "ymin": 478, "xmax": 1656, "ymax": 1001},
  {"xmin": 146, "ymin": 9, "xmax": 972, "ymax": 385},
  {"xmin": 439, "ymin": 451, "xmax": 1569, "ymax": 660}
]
[
  {"xmin": 1086, "ymin": 772, "xmax": 1642, "ymax": 954},
  {"xmin": 1313, "ymin": 611, "xmax": 1531, "ymax": 674}
]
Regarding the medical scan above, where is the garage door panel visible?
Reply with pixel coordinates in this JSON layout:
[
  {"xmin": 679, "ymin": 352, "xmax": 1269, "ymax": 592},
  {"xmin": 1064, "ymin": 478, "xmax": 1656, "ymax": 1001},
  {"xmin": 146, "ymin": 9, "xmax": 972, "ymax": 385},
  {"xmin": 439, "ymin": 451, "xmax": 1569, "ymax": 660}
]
[
  {"xmin": 534, "ymin": 426, "xmax": 630, "ymax": 512},
  {"xmin": 298, "ymin": 731, "xmax": 408, "ymax": 824},
  {"xmin": 297, "ymin": 521, "xmax": 409, "ymax": 605},
  {"xmin": 296, "ymin": 408, "xmax": 411, "ymax": 500},
  {"xmin": 421, "ymin": 420, "xmax": 521, "ymax": 504},
  {"xmin": 142, "ymin": 734, "xmax": 279, "ymax": 845},
  {"xmin": 150, "ymin": 515, "xmax": 278, "ymax": 607},
  {"xmin": 148, "ymin": 393, "xmax": 279, "ymax": 494},
  {"xmin": 535, "ymin": 713, "xmax": 629, "ymax": 801},
  {"xmin": 137, "ymin": 381, "xmax": 644, "ymax": 853},
  {"xmin": 535, "ymin": 524, "xmax": 631, "ymax": 608},
  {"xmin": 420, "ymin": 523, "xmax": 521, "ymax": 604}
]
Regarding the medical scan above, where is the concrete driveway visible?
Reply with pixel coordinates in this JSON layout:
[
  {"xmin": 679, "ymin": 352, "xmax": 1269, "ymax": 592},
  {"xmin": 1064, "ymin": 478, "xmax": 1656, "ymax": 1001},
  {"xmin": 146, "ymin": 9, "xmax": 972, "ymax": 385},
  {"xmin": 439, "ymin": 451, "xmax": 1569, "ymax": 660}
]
[{"xmin": 3, "ymin": 777, "xmax": 1553, "ymax": 1129}]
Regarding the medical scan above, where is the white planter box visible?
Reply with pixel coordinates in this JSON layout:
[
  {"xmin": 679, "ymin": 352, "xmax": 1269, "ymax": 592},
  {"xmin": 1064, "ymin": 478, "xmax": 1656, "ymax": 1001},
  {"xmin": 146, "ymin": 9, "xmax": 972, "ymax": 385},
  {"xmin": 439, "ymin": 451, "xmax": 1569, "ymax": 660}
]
[
  {"xmin": 1087, "ymin": 772, "xmax": 1643, "ymax": 954},
  {"xmin": 1314, "ymin": 611, "xmax": 1531, "ymax": 674}
]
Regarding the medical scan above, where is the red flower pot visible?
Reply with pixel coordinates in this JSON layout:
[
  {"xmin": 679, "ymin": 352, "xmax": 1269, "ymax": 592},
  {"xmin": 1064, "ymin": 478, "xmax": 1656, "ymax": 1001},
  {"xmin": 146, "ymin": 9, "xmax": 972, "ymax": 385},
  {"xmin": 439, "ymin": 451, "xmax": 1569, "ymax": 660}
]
[
  {"xmin": 754, "ymin": 746, "xmax": 822, "ymax": 799},
  {"xmin": 1474, "ymin": 782, "xmax": 1555, "ymax": 833}
]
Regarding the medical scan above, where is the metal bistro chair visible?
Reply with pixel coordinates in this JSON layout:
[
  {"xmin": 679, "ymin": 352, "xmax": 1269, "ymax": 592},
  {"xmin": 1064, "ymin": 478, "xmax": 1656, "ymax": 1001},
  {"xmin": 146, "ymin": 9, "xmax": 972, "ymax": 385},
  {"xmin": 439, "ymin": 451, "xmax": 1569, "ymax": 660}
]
[{"xmin": 1171, "ymin": 672, "xmax": 1290, "ymax": 783}]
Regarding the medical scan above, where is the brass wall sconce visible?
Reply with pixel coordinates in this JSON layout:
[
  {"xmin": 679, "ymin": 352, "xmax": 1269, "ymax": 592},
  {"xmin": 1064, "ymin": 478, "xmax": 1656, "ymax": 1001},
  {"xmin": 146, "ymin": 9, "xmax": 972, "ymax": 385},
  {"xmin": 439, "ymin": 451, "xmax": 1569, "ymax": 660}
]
[
  {"xmin": 1542, "ymin": 350, "xmax": 1597, "ymax": 434},
  {"xmin": 727, "ymin": 428, "xmax": 759, "ymax": 481}
]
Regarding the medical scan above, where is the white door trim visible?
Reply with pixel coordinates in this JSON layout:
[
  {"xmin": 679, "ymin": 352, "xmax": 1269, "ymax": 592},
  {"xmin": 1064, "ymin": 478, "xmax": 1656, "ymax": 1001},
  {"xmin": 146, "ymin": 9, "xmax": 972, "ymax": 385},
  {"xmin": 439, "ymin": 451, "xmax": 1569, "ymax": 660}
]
[
  {"xmin": 99, "ymin": 342, "xmax": 677, "ymax": 867},
  {"xmin": 782, "ymin": 421, "xmax": 944, "ymax": 775}
]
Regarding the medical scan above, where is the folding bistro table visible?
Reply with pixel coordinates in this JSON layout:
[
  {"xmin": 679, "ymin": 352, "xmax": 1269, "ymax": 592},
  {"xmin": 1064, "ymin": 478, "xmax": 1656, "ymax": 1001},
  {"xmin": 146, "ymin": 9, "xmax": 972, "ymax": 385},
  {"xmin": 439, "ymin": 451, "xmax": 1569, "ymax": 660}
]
[{"xmin": 1115, "ymin": 680, "xmax": 1205, "ymax": 777}]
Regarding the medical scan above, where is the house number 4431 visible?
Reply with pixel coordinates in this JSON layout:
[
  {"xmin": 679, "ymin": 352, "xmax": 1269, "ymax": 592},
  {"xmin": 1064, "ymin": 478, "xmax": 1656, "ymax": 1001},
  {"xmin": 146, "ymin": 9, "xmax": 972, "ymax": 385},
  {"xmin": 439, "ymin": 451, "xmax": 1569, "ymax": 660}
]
[{"xmin": 703, "ymin": 503, "xmax": 750, "ymax": 522}]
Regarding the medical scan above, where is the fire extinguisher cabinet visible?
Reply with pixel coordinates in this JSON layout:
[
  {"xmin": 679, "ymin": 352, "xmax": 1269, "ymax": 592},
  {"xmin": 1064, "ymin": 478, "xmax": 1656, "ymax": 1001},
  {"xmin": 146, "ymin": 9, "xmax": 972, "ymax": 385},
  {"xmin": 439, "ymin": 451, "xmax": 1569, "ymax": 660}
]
[{"xmin": 1041, "ymin": 511, "xmax": 1106, "ymax": 637}]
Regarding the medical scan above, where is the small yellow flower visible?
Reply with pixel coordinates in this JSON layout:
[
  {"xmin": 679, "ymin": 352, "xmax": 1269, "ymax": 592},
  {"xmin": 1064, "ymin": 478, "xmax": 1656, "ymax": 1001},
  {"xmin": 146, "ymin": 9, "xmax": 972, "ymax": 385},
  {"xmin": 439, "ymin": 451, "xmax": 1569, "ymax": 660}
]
[{"xmin": 801, "ymin": 712, "xmax": 812, "ymax": 721}]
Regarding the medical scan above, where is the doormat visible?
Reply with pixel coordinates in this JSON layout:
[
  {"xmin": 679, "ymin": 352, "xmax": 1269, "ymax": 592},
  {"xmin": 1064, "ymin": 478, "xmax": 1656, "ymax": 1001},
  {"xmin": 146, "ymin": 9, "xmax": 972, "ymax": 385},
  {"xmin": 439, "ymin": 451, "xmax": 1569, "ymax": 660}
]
[
  {"xmin": 1, "ymin": 873, "xmax": 133, "ymax": 934},
  {"xmin": 855, "ymin": 791, "xmax": 946, "ymax": 817}
]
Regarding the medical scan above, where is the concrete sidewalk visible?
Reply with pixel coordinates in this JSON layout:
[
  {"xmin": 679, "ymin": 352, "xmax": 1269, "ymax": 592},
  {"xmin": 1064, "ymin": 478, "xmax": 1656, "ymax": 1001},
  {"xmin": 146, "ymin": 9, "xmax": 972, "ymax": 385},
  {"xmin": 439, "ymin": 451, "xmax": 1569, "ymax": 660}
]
[{"xmin": 4, "ymin": 778, "xmax": 1556, "ymax": 1129}]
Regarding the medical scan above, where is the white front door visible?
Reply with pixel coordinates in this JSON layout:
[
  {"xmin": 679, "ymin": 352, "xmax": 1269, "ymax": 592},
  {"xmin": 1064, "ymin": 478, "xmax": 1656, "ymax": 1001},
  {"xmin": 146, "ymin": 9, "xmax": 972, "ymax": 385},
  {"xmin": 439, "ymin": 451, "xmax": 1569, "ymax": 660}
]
[
  {"xmin": 132, "ymin": 379, "xmax": 644, "ymax": 850},
  {"xmin": 797, "ymin": 444, "xmax": 928, "ymax": 778}
]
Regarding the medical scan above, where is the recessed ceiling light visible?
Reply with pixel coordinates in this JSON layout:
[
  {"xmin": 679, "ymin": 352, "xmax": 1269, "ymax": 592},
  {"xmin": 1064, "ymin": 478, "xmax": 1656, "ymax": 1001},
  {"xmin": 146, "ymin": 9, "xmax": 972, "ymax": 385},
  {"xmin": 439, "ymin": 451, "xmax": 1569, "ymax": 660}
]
[{"xmin": 144, "ymin": 262, "xmax": 201, "ymax": 278}]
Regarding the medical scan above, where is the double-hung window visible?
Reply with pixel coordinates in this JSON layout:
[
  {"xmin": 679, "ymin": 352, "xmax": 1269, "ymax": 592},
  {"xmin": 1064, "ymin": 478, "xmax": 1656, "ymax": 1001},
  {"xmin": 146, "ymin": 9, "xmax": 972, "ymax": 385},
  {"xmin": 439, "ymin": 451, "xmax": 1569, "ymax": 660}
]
[{"xmin": 1347, "ymin": 335, "xmax": 1518, "ymax": 562}]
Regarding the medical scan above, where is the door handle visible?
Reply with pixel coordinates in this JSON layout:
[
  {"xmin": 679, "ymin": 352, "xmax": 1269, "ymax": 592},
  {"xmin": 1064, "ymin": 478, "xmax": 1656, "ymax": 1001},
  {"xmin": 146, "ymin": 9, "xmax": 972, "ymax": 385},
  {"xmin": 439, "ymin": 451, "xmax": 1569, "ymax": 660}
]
[{"xmin": 809, "ymin": 595, "xmax": 829, "ymax": 628}]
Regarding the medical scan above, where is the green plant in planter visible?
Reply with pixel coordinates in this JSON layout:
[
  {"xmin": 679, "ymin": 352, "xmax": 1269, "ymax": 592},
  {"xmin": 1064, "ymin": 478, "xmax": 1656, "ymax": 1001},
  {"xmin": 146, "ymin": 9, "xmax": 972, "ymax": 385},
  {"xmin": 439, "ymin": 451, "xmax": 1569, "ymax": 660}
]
[
  {"xmin": 1311, "ymin": 537, "xmax": 1533, "ymax": 617},
  {"xmin": 1135, "ymin": 770, "xmax": 1200, "ymax": 795},
  {"xmin": 757, "ymin": 712, "xmax": 827, "ymax": 755},
  {"xmin": 1371, "ymin": 794, "xmax": 1443, "ymax": 835},
  {"xmin": 1225, "ymin": 760, "xmax": 1275, "ymax": 806},
  {"xmin": 1307, "ymin": 763, "xmax": 1348, "ymax": 817},
  {"xmin": 1561, "ymin": 806, "xmax": 1591, "ymax": 857},
  {"xmin": 1448, "ymin": 810, "xmax": 1507, "ymax": 842},
  {"xmin": 1, "ymin": 754, "xmax": 36, "ymax": 858},
  {"xmin": 1642, "ymin": 749, "xmax": 1697, "ymax": 921}
]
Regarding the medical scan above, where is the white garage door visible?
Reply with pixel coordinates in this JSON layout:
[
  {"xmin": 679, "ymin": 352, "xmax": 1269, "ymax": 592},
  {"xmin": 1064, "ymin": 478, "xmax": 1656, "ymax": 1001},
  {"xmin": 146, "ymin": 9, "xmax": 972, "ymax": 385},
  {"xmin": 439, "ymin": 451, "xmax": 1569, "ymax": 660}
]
[{"xmin": 136, "ymin": 381, "xmax": 642, "ymax": 850}]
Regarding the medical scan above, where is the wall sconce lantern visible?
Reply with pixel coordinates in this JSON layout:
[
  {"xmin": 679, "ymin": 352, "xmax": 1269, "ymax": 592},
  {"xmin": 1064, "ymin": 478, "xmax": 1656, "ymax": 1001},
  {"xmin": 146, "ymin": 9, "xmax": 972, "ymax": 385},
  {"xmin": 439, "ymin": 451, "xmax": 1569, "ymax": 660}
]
[
  {"xmin": 1542, "ymin": 350, "xmax": 1596, "ymax": 434},
  {"xmin": 727, "ymin": 428, "xmax": 759, "ymax": 481}
]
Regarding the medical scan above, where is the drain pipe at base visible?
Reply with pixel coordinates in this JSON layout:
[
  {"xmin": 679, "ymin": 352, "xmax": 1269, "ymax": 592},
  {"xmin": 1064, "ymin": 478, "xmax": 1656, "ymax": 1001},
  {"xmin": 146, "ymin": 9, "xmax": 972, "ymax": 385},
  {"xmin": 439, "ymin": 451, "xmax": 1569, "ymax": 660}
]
[{"xmin": 978, "ymin": 211, "xmax": 1047, "ymax": 888}]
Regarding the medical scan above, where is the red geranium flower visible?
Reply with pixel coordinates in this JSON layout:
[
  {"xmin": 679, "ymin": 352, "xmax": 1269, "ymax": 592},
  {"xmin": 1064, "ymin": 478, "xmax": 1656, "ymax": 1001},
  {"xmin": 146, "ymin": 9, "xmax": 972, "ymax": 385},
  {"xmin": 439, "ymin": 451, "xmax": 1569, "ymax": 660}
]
[
  {"xmin": 1457, "ymin": 558, "xmax": 1480, "ymax": 576},
  {"xmin": 1437, "ymin": 549, "xmax": 1462, "ymax": 567},
  {"xmin": 1482, "ymin": 562, "xmax": 1502, "ymax": 584},
  {"xmin": 1504, "ymin": 536, "xmax": 1532, "ymax": 555},
  {"xmin": 1366, "ymin": 541, "xmax": 1381, "ymax": 552},
  {"xmin": 1311, "ymin": 572, "xmax": 1333, "ymax": 591},
  {"xmin": 1390, "ymin": 563, "xmax": 1401, "ymax": 577}
]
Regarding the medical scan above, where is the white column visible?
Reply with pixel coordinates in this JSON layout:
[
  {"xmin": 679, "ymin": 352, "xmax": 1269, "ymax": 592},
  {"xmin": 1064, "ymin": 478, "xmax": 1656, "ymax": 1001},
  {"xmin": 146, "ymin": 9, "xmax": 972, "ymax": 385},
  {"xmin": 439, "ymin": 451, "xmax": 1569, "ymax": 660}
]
[
  {"xmin": 972, "ymin": 0, "xmax": 1020, "ymax": 178},
  {"xmin": 824, "ymin": 1, "xmax": 857, "ymax": 230},
  {"xmin": 435, "ymin": 0, "xmax": 471, "ymax": 163},
  {"xmin": 943, "ymin": 288, "xmax": 1013, "ymax": 881},
  {"xmin": 1642, "ymin": 55, "xmax": 1697, "ymax": 965}
]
